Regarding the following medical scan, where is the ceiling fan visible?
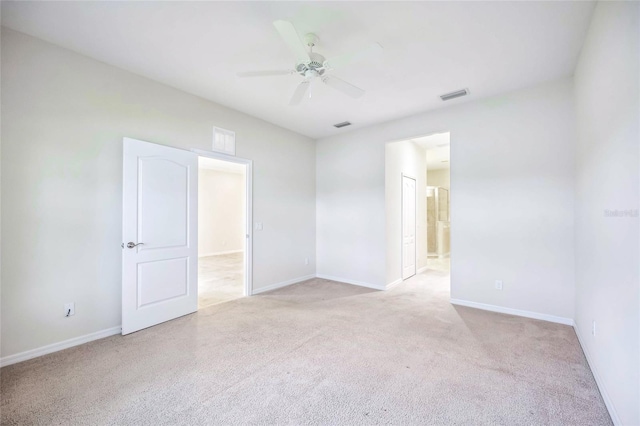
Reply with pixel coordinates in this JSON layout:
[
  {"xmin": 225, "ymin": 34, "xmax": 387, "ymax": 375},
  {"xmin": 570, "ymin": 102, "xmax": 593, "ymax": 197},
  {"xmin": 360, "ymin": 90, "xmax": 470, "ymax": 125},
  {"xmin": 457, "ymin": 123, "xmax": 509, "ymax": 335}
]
[{"xmin": 238, "ymin": 20, "xmax": 382, "ymax": 106}]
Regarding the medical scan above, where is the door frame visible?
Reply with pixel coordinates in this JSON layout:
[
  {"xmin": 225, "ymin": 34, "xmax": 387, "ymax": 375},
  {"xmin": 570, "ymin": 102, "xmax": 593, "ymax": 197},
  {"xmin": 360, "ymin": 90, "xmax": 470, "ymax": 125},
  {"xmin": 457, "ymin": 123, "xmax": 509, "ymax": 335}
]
[
  {"xmin": 401, "ymin": 173, "xmax": 417, "ymax": 280},
  {"xmin": 193, "ymin": 149, "xmax": 254, "ymax": 296}
]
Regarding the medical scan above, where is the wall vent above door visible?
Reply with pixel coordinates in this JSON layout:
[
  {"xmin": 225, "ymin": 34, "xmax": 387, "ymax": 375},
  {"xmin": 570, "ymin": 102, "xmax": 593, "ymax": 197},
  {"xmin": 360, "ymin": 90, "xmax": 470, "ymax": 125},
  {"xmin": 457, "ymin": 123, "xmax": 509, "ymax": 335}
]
[{"xmin": 212, "ymin": 126, "xmax": 236, "ymax": 155}]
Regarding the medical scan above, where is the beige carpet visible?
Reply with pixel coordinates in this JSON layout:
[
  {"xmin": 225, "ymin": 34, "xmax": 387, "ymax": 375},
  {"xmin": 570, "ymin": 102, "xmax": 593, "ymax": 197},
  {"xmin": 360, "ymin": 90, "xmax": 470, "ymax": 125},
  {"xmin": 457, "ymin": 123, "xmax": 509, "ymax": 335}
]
[
  {"xmin": 198, "ymin": 253, "xmax": 244, "ymax": 309},
  {"xmin": 427, "ymin": 256, "xmax": 450, "ymax": 272},
  {"xmin": 1, "ymin": 271, "xmax": 611, "ymax": 425}
]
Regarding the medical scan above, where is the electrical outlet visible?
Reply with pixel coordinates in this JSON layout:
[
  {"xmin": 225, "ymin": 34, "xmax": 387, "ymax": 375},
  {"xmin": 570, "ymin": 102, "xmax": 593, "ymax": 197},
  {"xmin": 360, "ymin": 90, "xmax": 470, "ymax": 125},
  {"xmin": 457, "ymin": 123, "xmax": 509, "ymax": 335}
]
[
  {"xmin": 495, "ymin": 280, "xmax": 503, "ymax": 291},
  {"xmin": 64, "ymin": 302, "xmax": 75, "ymax": 317},
  {"xmin": 592, "ymin": 320, "xmax": 596, "ymax": 336},
  {"xmin": 305, "ymin": 257, "xmax": 309, "ymax": 265}
]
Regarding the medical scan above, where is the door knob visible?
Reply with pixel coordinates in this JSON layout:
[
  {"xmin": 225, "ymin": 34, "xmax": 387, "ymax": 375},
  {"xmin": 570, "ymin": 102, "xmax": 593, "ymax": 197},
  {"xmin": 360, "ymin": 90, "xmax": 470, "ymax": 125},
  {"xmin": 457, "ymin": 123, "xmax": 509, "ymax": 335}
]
[{"xmin": 126, "ymin": 242, "xmax": 144, "ymax": 249}]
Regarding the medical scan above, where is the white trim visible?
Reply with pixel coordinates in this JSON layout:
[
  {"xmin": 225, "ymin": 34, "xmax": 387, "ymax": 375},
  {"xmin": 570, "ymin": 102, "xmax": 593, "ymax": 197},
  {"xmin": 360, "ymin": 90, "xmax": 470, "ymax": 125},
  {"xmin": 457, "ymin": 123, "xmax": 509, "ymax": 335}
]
[
  {"xmin": 450, "ymin": 298, "xmax": 574, "ymax": 326},
  {"xmin": 386, "ymin": 279, "xmax": 403, "ymax": 290},
  {"xmin": 385, "ymin": 266, "xmax": 426, "ymax": 291},
  {"xmin": 252, "ymin": 274, "xmax": 316, "ymax": 295},
  {"xmin": 401, "ymin": 174, "xmax": 417, "ymax": 280},
  {"xmin": 194, "ymin": 149, "xmax": 254, "ymax": 296},
  {"xmin": 198, "ymin": 249, "xmax": 243, "ymax": 258},
  {"xmin": 0, "ymin": 326, "xmax": 122, "ymax": 368},
  {"xmin": 401, "ymin": 173, "xmax": 417, "ymax": 181},
  {"xmin": 574, "ymin": 324, "xmax": 620, "ymax": 425},
  {"xmin": 316, "ymin": 274, "xmax": 386, "ymax": 291}
]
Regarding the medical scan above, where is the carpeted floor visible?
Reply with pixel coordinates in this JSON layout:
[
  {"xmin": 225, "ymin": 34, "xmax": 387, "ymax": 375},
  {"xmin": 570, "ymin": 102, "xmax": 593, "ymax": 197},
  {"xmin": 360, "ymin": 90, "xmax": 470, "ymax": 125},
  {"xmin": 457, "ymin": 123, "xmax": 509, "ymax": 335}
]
[
  {"xmin": 0, "ymin": 270, "xmax": 611, "ymax": 425},
  {"xmin": 198, "ymin": 252, "xmax": 244, "ymax": 309}
]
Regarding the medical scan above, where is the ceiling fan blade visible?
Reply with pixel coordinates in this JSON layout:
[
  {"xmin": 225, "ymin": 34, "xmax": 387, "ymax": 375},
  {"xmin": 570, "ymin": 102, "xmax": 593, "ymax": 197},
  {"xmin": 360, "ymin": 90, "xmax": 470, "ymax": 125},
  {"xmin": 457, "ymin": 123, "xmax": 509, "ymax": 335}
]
[
  {"xmin": 289, "ymin": 80, "xmax": 311, "ymax": 106},
  {"xmin": 273, "ymin": 20, "xmax": 311, "ymax": 63},
  {"xmin": 237, "ymin": 70, "xmax": 293, "ymax": 78},
  {"xmin": 323, "ymin": 42, "xmax": 383, "ymax": 70},
  {"xmin": 322, "ymin": 75, "xmax": 365, "ymax": 99}
]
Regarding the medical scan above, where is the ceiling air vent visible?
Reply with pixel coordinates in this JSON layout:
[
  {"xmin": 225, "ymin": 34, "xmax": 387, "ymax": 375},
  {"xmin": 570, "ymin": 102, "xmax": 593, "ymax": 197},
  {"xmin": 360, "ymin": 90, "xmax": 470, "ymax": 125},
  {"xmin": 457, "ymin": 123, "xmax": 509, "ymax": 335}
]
[
  {"xmin": 440, "ymin": 89, "xmax": 469, "ymax": 101},
  {"xmin": 334, "ymin": 121, "xmax": 352, "ymax": 128}
]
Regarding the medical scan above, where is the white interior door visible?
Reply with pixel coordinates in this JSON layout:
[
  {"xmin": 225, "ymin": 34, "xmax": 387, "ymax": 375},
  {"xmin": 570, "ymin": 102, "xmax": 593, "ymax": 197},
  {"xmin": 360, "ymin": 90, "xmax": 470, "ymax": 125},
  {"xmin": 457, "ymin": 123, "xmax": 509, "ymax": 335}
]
[
  {"xmin": 402, "ymin": 175, "xmax": 417, "ymax": 280},
  {"xmin": 122, "ymin": 137, "xmax": 198, "ymax": 335}
]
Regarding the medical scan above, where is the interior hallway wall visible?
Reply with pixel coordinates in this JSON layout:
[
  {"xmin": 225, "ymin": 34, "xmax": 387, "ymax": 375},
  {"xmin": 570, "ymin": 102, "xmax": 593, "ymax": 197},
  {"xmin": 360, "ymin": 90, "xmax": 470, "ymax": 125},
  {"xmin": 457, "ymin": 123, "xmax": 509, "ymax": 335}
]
[
  {"xmin": 385, "ymin": 140, "xmax": 428, "ymax": 282},
  {"xmin": 427, "ymin": 169, "xmax": 450, "ymax": 189},
  {"xmin": 198, "ymin": 169, "xmax": 245, "ymax": 257},
  {"xmin": 1, "ymin": 29, "xmax": 316, "ymax": 360},
  {"xmin": 317, "ymin": 78, "xmax": 576, "ymax": 320},
  {"xmin": 573, "ymin": 2, "xmax": 639, "ymax": 424}
]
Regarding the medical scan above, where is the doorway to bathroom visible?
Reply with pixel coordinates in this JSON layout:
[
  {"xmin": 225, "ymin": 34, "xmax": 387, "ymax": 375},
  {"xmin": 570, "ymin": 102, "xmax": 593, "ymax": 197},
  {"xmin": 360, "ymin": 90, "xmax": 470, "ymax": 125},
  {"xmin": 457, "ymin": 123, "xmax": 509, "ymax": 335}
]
[
  {"xmin": 385, "ymin": 131, "xmax": 451, "ymax": 286},
  {"xmin": 425, "ymin": 135, "xmax": 450, "ymax": 272}
]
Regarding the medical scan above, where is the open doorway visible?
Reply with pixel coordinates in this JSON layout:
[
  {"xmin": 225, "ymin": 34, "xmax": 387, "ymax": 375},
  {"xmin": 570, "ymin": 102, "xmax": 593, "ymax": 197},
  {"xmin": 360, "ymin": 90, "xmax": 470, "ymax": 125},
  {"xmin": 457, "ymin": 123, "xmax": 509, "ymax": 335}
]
[
  {"xmin": 425, "ymin": 134, "xmax": 450, "ymax": 272},
  {"xmin": 384, "ymin": 131, "xmax": 450, "ymax": 287},
  {"xmin": 198, "ymin": 156, "xmax": 248, "ymax": 308},
  {"xmin": 122, "ymin": 138, "xmax": 254, "ymax": 334}
]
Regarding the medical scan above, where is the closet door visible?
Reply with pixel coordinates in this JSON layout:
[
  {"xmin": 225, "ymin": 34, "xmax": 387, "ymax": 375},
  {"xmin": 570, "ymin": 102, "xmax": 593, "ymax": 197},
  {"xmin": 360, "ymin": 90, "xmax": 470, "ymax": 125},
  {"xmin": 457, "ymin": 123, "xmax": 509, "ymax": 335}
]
[{"xmin": 402, "ymin": 175, "xmax": 417, "ymax": 280}]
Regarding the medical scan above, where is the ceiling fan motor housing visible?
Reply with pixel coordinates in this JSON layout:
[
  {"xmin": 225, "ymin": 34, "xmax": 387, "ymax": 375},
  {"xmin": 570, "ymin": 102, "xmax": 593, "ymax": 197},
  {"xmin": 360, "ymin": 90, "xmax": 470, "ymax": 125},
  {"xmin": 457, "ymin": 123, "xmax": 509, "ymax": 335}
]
[
  {"xmin": 296, "ymin": 52, "xmax": 326, "ymax": 77},
  {"xmin": 236, "ymin": 21, "xmax": 370, "ymax": 104}
]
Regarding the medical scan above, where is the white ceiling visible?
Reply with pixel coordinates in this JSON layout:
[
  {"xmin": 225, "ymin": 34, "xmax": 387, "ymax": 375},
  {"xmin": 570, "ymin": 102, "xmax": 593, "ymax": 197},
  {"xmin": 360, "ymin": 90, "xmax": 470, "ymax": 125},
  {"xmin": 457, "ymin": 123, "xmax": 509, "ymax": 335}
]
[
  {"xmin": 412, "ymin": 132, "xmax": 449, "ymax": 150},
  {"xmin": 412, "ymin": 132, "xmax": 450, "ymax": 171},
  {"xmin": 1, "ymin": 1, "xmax": 595, "ymax": 139}
]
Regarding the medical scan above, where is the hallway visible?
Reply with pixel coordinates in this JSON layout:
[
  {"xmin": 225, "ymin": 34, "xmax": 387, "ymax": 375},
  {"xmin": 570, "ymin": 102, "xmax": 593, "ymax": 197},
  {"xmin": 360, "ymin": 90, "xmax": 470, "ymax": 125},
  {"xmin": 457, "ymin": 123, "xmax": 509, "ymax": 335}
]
[{"xmin": 198, "ymin": 252, "xmax": 244, "ymax": 309}]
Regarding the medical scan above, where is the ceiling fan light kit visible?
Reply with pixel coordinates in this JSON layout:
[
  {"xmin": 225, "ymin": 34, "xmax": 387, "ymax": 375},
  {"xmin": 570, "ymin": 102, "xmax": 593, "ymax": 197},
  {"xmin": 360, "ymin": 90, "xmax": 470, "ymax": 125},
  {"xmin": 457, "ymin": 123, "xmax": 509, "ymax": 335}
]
[{"xmin": 237, "ymin": 20, "xmax": 382, "ymax": 106}]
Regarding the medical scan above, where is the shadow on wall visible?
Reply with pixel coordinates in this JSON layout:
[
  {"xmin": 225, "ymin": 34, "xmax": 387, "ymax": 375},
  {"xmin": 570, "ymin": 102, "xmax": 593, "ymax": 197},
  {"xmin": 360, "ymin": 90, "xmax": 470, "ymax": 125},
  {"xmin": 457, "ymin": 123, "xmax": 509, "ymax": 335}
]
[{"xmin": 450, "ymin": 303, "xmax": 610, "ymax": 424}]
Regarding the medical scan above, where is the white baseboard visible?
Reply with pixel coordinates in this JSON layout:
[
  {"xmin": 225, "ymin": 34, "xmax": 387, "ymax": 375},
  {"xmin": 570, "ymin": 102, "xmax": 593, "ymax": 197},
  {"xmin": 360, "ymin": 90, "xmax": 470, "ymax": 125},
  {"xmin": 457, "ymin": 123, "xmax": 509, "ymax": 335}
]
[
  {"xmin": 386, "ymin": 266, "xmax": 428, "ymax": 288},
  {"xmin": 386, "ymin": 279, "xmax": 403, "ymax": 290},
  {"xmin": 316, "ymin": 274, "xmax": 386, "ymax": 291},
  {"xmin": 252, "ymin": 274, "xmax": 316, "ymax": 295},
  {"xmin": 450, "ymin": 298, "xmax": 574, "ymax": 326},
  {"xmin": 198, "ymin": 249, "xmax": 242, "ymax": 258},
  {"xmin": 0, "ymin": 326, "xmax": 122, "ymax": 368},
  {"xmin": 574, "ymin": 324, "xmax": 620, "ymax": 425}
]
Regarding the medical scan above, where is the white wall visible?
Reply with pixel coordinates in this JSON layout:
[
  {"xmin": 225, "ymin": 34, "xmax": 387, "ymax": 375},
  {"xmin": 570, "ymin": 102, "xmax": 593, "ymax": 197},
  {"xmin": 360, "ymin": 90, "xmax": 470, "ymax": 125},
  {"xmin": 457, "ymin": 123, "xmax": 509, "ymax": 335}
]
[
  {"xmin": 198, "ymin": 169, "xmax": 245, "ymax": 256},
  {"xmin": 315, "ymin": 132, "xmax": 386, "ymax": 288},
  {"xmin": 573, "ymin": 2, "xmax": 639, "ymax": 424},
  {"xmin": 385, "ymin": 140, "xmax": 428, "ymax": 283},
  {"xmin": 317, "ymin": 78, "xmax": 576, "ymax": 320},
  {"xmin": 1, "ymin": 29, "xmax": 316, "ymax": 359},
  {"xmin": 427, "ymin": 169, "xmax": 450, "ymax": 189}
]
